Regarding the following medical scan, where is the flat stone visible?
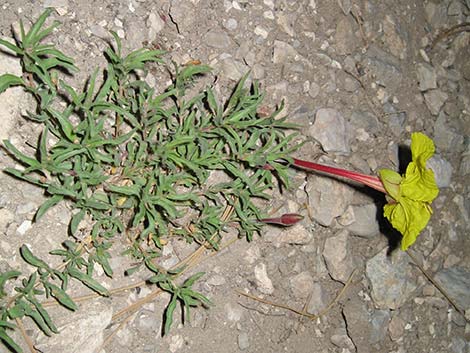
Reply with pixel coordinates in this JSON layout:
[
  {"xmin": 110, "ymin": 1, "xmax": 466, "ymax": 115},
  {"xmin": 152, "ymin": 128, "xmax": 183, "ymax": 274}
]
[
  {"xmin": 308, "ymin": 81, "xmax": 320, "ymax": 98},
  {"xmin": 459, "ymin": 146, "xmax": 470, "ymax": 175},
  {"xmin": 433, "ymin": 113, "xmax": 465, "ymax": 152},
  {"xmin": 427, "ymin": 154, "xmax": 453, "ymax": 188},
  {"xmin": 272, "ymin": 40, "xmax": 298, "ymax": 64},
  {"xmin": 309, "ymin": 108, "xmax": 350, "ymax": 154},
  {"xmin": 416, "ymin": 63, "xmax": 437, "ymax": 91},
  {"xmin": 382, "ymin": 15, "xmax": 406, "ymax": 59},
  {"xmin": 169, "ymin": 0, "xmax": 195, "ymax": 33},
  {"xmin": 224, "ymin": 18, "xmax": 238, "ymax": 31},
  {"xmin": 36, "ymin": 299, "xmax": 113, "ymax": 353},
  {"xmin": 204, "ymin": 30, "xmax": 233, "ymax": 49},
  {"xmin": 307, "ymin": 174, "xmax": 355, "ymax": 227},
  {"xmin": 290, "ymin": 271, "xmax": 314, "ymax": 298},
  {"xmin": 169, "ymin": 334, "xmax": 184, "ymax": 353},
  {"xmin": 448, "ymin": 0, "xmax": 463, "ymax": 16},
  {"xmin": 323, "ymin": 229, "xmax": 354, "ymax": 283},
  {"xmin": 207, "ymin": 274, "xmax": 226, "ymax": 286},
  {"xmin": 43, "ymin": 0, "xmax": 68, "ymax": 8},
  {"xmin": 254, "ymin": 263, "xmax": 274, "ymax": 294},
  {"xmin": 147, "ymin": 12, "xmax": 165, "ymax": 38},
  {"xmin": 424, "ymin": 89, "xmax": 448, "ymax": 115},
  {"xmin": 218, "ymin": 58, "xmax": 248, "ymax": 81},
  {"xmin": 277, "ymin": 13, "xmax": 295, "ymax": 36},
  {"xmin": 343, "ymin": 203, "xmax": 380, "ymax": 238},
  {"xmin": 388, "ymin": 315, "xmax": 405, "ymax": 341},
  {"xmin": 370, "ymin": 310, "xmax": 390, "ymax": 344},
  {"xmin": 277, "ymin": 224, "xmax": 313, "ymax": 245},
  {"xmin": 238, "ymin": 332, "xmax": 250, "ymax": 350},
  {"xmin": 349, "ymin": 111, "xmax": 380, "ymax": 134},
  {"xmin": 335, "ymin": 17, "xmax": 356, "ymax": 55},
  {"xmin": 330, "ymin": 328, "xmax": 356, "ymax": 350},
  {"xmin": 435, "ymin": 267, "xmax": 470, "ymax": 310},
  {"xmin": 343, "ymin": 298, "xmax": 372, "ymax": 353},
  {"xmin": 225, "ymin": 303, "xmax": 243, "ymax": 322},
  {"xmin": 337, "ymin": 0, "xmax": 352, "ymax": 15},
  {"xmin": 307, "ymin": 283, "xmax": 328, "ymax": 315},
  {"xmin": 17, "ymin": 220, "xmax": 32, "ymax": 235},
  {"xmin": 366, "ymin": 247, "xmax": 417, "ymax": 309}
]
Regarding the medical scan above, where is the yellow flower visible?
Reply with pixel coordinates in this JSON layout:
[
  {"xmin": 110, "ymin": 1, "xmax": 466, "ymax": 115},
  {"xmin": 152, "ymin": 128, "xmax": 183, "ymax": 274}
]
[{"xmin": 379, "ymin": 133, "xmax": 439, "ymax": 250}]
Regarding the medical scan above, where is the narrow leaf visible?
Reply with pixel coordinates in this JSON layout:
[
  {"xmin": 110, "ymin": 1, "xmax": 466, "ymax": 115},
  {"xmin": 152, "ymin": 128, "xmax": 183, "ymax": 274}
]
[
  {"xmin": 35, "ymin": 194, "xmax": 63, "ymax": 221},
  {"xmin": 68, "ymin": 267, "xmax": 109, "ymax": 296},
  {"xmin": 0, "ymin": 74, "xmax": 24, "ymax": 93},
  {"xmin": 20, "ymin": 245, "xmax": 49, "ymax": 270}
]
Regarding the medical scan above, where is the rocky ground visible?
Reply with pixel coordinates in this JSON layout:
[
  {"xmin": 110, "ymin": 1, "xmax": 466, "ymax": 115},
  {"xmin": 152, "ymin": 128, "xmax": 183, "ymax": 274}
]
[{"xmin": 1, "ymin": 0, "xmax": 470, "ymax": 352}]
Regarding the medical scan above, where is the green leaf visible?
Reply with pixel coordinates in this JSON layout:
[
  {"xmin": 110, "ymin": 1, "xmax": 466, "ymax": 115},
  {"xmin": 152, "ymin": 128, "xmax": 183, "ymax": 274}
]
[
  {"xmin": 0, "ymin": 74, "xmax": 24, "ymax": 93},
  {"xmin": 182, "ymin": 272, "xmax": 205, "ymax": 288},
  {"xmin": 0, "ymin": 329, "xmax": 22, "ymax": 353},
  {"xmin": 3, "ymin": 168, "xmax": 45, "ymax": 186},
  {"xmin": 23, "ymin": 8, "xmax": 54, "ymax": 46},
  {"xmin": 68, "ymin": 267, "xmax": 109, "ymax": 296},
  {"xmin": 46, "ymin": 184, "xmax": 77, "ymax": 198},
  {"xmin": 20, "ymin": 245, "xmax": 50, "ymax": 270},
  {"xmin": 29, "ymin": 297, "xmax": 58, "ymax": 334},
  {"xmin": 106, "ymin": 184, "xmax": 140, "ymax": 196},
  {"xmin": 70, "ymin": 209, "xmax": 85, "ymax": 235},
  {"xmin": 47, "ymin": 108, "xmax": 76, "ymax": 142},
  {"xmin": 35, "ymin": 194, "xmax": 64, "ymax": 221},
  {"xmin": 0, "ymin": 321, "xmax": 16, "ymax": 330},
  {"xmin": 0, "ymin": 270, "xmax": 22, "ymax": 297},
  {"xmin": 3, "ymin": 140, "xmax": 40, "ymax": 169},
  {"xmin": 26, "ymin": 308, "xmax": 53, "ymax": 336},
  {"xmin": 0, "ymin": 38, "xmax": 23, "ymax": 55},
  {"xmin": 163, "ymin": 294, "xmax": 178, "ymax": 335},
  {"xmin": 46, "ymin": 283, "xmax": 78, "ymax": 311}
]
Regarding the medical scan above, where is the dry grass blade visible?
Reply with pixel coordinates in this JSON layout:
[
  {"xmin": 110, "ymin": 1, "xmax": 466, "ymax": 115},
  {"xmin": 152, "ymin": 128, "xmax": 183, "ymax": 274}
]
[
  {"xmin": 15, "ymin": 318, "xmax": 37, "ymax": 353},
  {"xmin": 406, "ymin": 250, "xmax": 468, "ymax": 322}
]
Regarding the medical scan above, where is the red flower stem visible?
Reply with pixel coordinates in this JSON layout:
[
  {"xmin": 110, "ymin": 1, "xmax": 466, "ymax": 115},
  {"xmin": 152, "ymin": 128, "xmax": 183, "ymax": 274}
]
[{"xmin": 292, "ymin": 158, "xmax": 387, "ymax": 194}]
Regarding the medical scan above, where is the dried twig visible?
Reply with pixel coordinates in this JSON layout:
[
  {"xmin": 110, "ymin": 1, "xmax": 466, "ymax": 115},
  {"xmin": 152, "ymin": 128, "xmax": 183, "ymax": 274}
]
[
  {"xmin": 430, "ymin": 23, "xmax": 470, "ymax": 50},
  {"xmin": 236, "ymin": 269, "xmax": 357, "ymax": 320}
]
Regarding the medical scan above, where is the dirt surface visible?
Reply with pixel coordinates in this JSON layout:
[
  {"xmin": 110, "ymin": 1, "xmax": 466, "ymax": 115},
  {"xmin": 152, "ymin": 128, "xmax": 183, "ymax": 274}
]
[{"xmin": 1, "ymin": 1, "xmax": 469, "ymax": 353}]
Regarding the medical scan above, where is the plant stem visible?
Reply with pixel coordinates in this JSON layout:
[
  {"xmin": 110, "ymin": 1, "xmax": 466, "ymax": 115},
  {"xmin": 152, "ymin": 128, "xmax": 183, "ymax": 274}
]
[{"xmin": 292, "ymin": 158, "xmax": 387, "ymax": 194}]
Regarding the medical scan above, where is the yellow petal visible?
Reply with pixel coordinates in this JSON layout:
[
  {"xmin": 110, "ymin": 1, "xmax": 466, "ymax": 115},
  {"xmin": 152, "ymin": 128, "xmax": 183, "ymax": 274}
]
[
  {"xmin": 383, "ymin": 198, "xmax": 432, "ymax": 251},
  {"xmin": 410, "ymin": 132, "xmax": 434, "ymax": 165}
]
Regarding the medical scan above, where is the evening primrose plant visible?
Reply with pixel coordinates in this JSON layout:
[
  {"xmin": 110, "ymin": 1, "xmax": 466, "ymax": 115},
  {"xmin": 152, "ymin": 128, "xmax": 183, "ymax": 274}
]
[
  {"xmin": 0, "ymin": 9, "xmax": 440, "ymax": 353},
  {"xmin": 291, "ymin": 132, "xmax": 439, "ymax": 250}
]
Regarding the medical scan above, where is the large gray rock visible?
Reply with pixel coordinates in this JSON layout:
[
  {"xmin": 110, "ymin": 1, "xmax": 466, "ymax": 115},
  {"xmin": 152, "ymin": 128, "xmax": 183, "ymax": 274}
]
[
  {"xmin": 343, "ymin": 298, "xmax": 372, "ymax": 353},
  {"xmin": 366, "ymin": 248, "xmax": 417, "ymax": 309},
  {"xmin": 307, "ymin": 174, "xmax": 355, "ymax": 227},
  {"xmin": 335, "ymin": 17, "xmax": 357, "ymax": 55},
  {"xmin": 254, "ymin": 263, "xmax": 274, "ymax": 294},
  {"xmin": 323, "ymin": 229, "xmax": 354, "ymax": 283},
  {"xmin": 341, "ymin": 203, "xmax": 380, "ymax": 238},
  {"xmin": 427, "ymin": 154, "xmax": 453, "ymax": 188},
  {"xmin": 435, "ymin": 267, "xmax": 470, "ymax": 310},
  {"xmin": 424, "ymin": 89, "xmax": 448, "ymax": 115},
  {"xmin": 416, "ymin": 63, "xmax": 437, "ymax": 91},
  {"xmin": 309, "ymin": 108, "xmax": 350, "ymax": 154},
  {"xmin": 204, "ymin": 30, "xmax": 233, "ymax": 49}
]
